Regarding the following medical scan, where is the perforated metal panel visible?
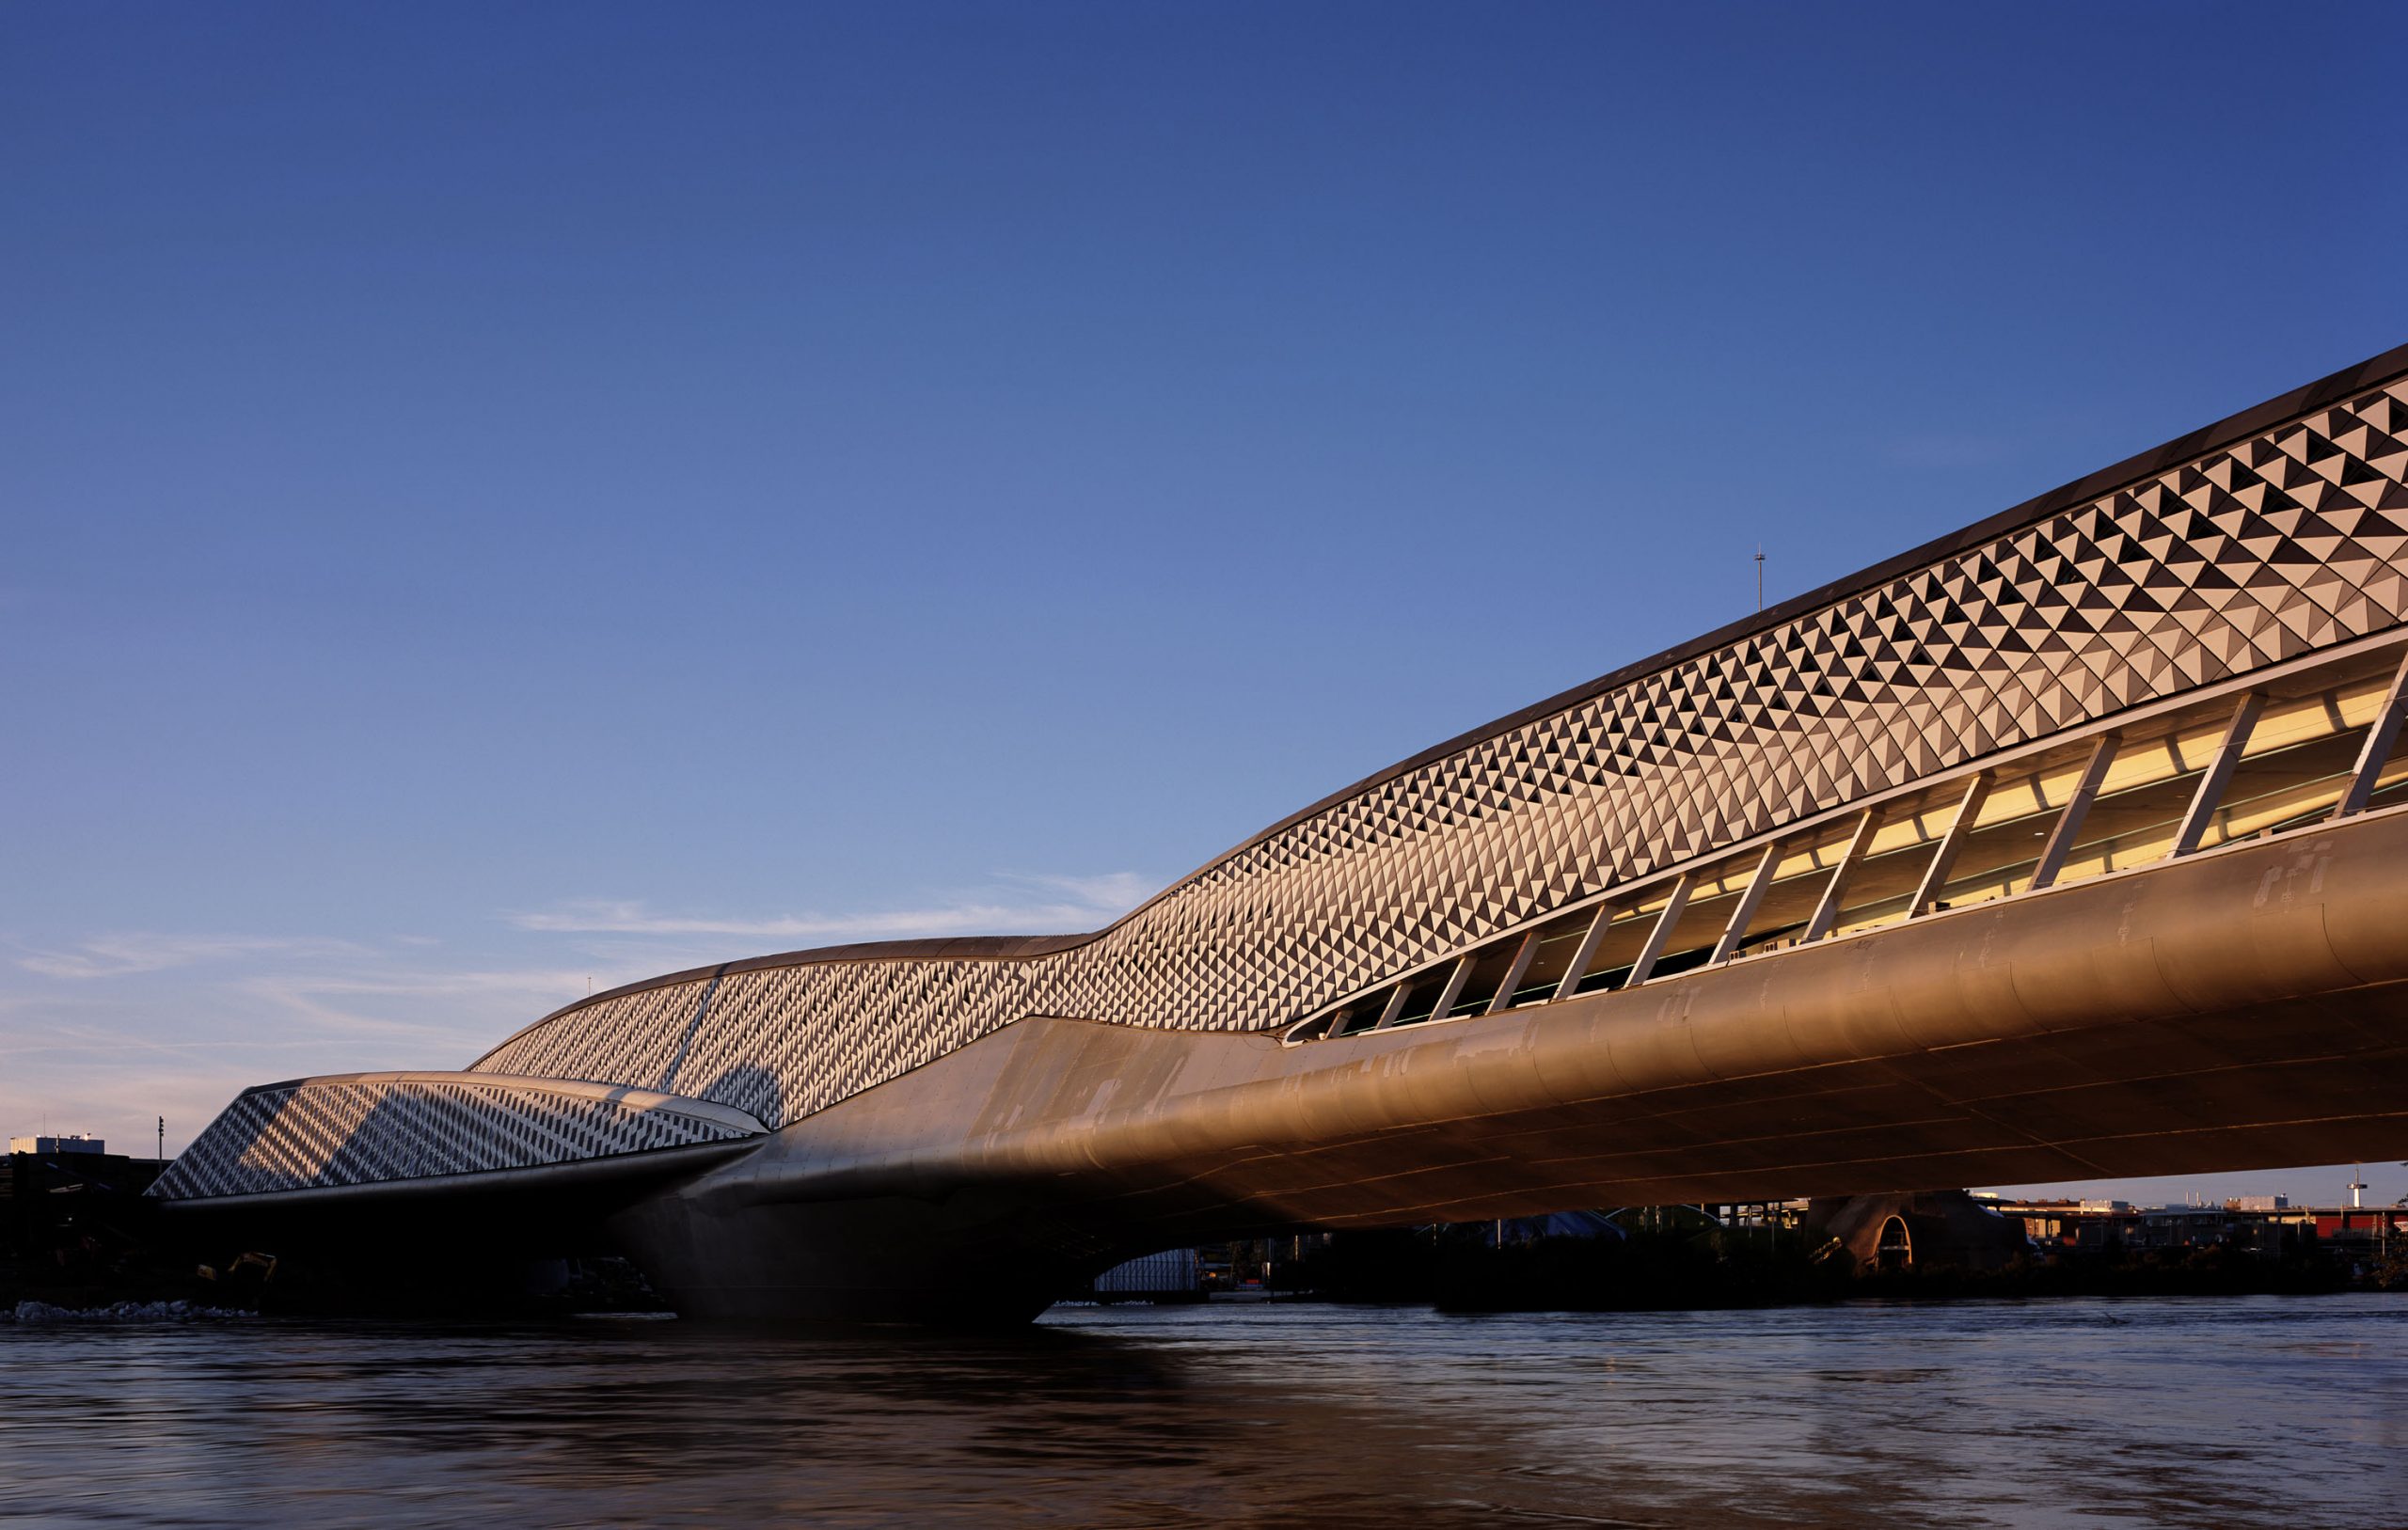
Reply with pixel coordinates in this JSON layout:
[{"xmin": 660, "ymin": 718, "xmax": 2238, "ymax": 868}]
[
  {"xmin": 151, "ymin": 1073, "xmax": 763, "ymax": 1200},
  {"xmin": 461, "ymin": 375, "xmax": 2408, "ymax": 1129},
  {"xmin": 477, "ymin": 975, "xmax": 704, "ymax": 1094}
]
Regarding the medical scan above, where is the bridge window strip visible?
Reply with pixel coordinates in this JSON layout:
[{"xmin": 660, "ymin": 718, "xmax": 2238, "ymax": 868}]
[
  {"xmin": 1564, "ymin": 891, "xmax": 1688, "ymax": 996},
  {"xmin": 2180, "ymin": 655, "xmax": 2408, "ymax": 845},
  {"xmin": 1726, "ymin": 815, "xmax": 1879, "ymax": 955},
  {"xmin": 2335, "ymin": 647, "xmax": 2408, "ymax": 819},
  {"xmin": 2169, "ymin": 693, "xmax": 2266, "ymax": 858},
  {"xmin": 1317, "ymin": 986, "xmax": 1399, "ymax": 1039},
  {"xmin": 1418, "ymin": 956, "xmax": 1477, "ymax": 1026},
  {"xmin": 1934, "ymin": 733, "xmax": 2164, "ymax": 910},
  {"xmin": 1288, "ymin": 637, "xmax": 2408, "ymax": 1045},
  {"xmin": 1981, "ymin": 707, "xmax": 2240, "ymax": 892},
  {"xmin": 1909, "ymin": 773, "xmax": 1993, "ymax": 916},
  {"xmin": 1709, "ymin": 844, "xmax": 1784, "ymax": 965},
  {"xmin": 1633, "ymin": 848, "xmax": 1843, "ymax": 983},
  {"xmin": 1624, "ymin": 872, "xmax": 1699, "ymax": 987},
  {"xmin": 1810, "ymin": 791, "xmax": 1968, "ymax": 939},
  {"xmin": 1545, "ymin": 905, "xmax": 1614, "ymax": 1000},
  {"xmin": 2039, "ymin": 655, "xmax": 2406, "ymax": 884},
  {"xmin": 1444, "ymin": 941, "xmax": 1530, "ymax": 1019},
  {"xmin": 2028, "ymin": 736, "xmax": 2118, "ymax": 891},
  {"xmin": 2194, "ymin": 717, "xmax": 2381, "ymax": 846},
  {"xmin": 1923, "ymin": 764, "xmax": 2110, "ymax": 913},
  {"xmin": 1381, "ymin": 971, "xmax": 1448, "ymax": 1030},
  {"xmin": 1339, "ymin": 985, "xmax": 1405, "ymax": 1034},
  {"xmin": 1499, "ymin": 905, "xmax": 1610, "ymax": 1003},
  {"xmin": 2361, "ymin": 724, "xmax": 2408, "ymax": 815},
  {"xmin": 1802, "ymin": 809, "xmax": 1880, "ymax": 941},
  {"xmin": 1482, "ymin": 932, "xmax": 1543, "ymax": 1016}
]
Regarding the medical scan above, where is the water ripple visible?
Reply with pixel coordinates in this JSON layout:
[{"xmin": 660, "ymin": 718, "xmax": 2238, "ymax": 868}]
[{"xmin": 2, "ymin": 1296, "xmax": 2403, "ymax": 1527}]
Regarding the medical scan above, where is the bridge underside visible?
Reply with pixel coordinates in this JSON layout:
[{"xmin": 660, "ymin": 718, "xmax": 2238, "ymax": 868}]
[{"xmin": 172, "ymin": 803, "xmax": 2408, "ymax": 1320}]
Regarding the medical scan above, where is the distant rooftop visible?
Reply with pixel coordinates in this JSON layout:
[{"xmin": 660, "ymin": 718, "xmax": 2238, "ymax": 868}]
[{"xmin": 8, "ymin": 1134, "xmax": 105, "ymax": 1156}]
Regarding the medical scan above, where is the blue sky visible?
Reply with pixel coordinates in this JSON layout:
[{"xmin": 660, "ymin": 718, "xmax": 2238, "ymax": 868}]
[{"xmin": 6, "ymin": 3, "xmax": 2405, "ymax": 1207}]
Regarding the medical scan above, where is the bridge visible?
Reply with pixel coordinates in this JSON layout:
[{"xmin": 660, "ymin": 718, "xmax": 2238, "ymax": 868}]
[{"xmin": 155, "ymin": 344, "xmax": 2408, "ymax": 1319}]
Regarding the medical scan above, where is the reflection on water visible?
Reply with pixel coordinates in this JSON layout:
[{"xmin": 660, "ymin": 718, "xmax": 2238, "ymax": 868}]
[{"xmin": 5, "ymin": 1297, "xmax": 2405, "ymax": 1527}]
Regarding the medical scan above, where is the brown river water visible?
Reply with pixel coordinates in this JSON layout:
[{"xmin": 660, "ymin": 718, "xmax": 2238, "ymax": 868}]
[{"xmin": 4, "ymin": 1295, "xmax": 2404, "ymax": 1528}]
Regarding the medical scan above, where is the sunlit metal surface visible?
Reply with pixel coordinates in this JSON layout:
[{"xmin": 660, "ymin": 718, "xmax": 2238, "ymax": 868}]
[
  {"xmin": 156, "ymin": 345, "xmax": 2408, "ymax": 1320},
  {"xmin": 153, "ymin": 1073, "xmax": 763, "ymax": 1198}
]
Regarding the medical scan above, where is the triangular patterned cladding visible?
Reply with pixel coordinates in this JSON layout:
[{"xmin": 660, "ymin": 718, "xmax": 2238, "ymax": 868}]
[
  {"xmin": 467, "ymin": 377, "xmax": 2408, "ymax": 1129},
  {"xmin": 154, "ymin": 1075, "xmax": 759, "ymax": 1200}
]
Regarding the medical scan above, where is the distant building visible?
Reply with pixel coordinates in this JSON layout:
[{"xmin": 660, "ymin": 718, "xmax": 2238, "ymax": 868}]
[
  {"xmin": 1982, "ymin": 1196, "xmax": 2395, "ymax": 1257},
  {"xmin": 2313, "ymin": 1207, "xmax": 2408, "ymax": 1246},
  {"xmin": 3, "ymin": 1143, "xmax": 165, "ymax": 1253},
  {"xmin": 8, "ymin": 1134, "xmax": 104, "ymax": 1156},
  {"xmin": 1092, "ymin": 1249, "xmax": 1202, "ymax": 1300}
]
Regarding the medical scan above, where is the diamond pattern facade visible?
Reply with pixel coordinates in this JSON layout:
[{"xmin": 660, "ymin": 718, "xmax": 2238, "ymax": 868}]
[
  {"xmin": 154, "ymin": 1074, "xmax": 763, "ymax": 1200},
  {"xmin": 459, "ymin": 371, "xmax": 2408, "ymax": 1132}
]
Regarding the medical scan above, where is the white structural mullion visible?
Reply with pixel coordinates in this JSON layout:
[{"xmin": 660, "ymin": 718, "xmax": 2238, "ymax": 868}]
[
  {"xmin": 2169, "ymin": 692, "xmax": 2265, "ymax": 857},
  {"xmin": 2028, "ymin": 735, "xmax": 2119, "ymax": 891},
  {"xmin": 2336, "ymin": 647, "xmax": 2408, "ymax": 819},
  {"xmin": 1485, "ymin": 932, "xmax": 1542, "ymax": 1015},
  {"xmin": 1426, "ymin": 955, "xmax": 1476, "ymax": 1023},
  {"xmin": 1551, "ymin": 905, "xmax": 1617, "ymax": 1002},
  {"xmin": 1709, "ymin": 843, "xmax": 1784, "ymax": 965},
  {"xmin": 1370, "ymin": 983, "xmax": 1411, "ymax": 1032},
  {"xmin": 1625, "ymin": 873, "xmax": 1697, "ymax": 988},
  {"xmin": 1802, "ymin": 809, "xmax": 1880, "ymax": 942},
  {"xmin": 1909, "ymin": 773, "xmax": 1992, "ymax": 918}
]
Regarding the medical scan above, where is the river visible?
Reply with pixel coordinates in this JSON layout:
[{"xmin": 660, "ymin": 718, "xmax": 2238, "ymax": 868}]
[{"xmin": 4, "ymin": 1295, "xmax": 2403, "ymax": 1527}]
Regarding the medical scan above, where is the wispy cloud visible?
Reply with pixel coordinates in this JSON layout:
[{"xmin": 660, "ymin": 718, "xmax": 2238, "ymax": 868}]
[
  {"xmin": 504, "ymin": 871, "xmax": 1155, "ymax": 941},
  {"xmin": 0, "ymin": 933, "xmax": 588, "ymax": 1153},
  {"xmin": 0, "ymin": 872, "xmax": 1162, "ymax": 1155},
  {"xmin": 14, "ymin": 933, "xmax": 370, "ymax": 981},
  {"xmin": 1014, "ymin": 871, "xmax": 1156, "ymax": 908},
  {"xmin": 230, "ymin": 965, "xmax": 594, "ymax": 1041}
]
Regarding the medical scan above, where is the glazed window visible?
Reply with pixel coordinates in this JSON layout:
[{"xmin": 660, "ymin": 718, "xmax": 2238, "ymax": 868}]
[{"xmin": 1283, "ymin": 637, "xmax": 2408, "ymax": 1045}]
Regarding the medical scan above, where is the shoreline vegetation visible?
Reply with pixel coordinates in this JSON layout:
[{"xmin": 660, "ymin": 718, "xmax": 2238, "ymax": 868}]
[
  {"xmin": 1286, "ymin": 1224, "xmax": 2408, "ymax": 1313},
  {"xmin": 9, "ymin": 1176, "xmax": 2406, "ymax": 1318},
  {"xmin": 8, "ymin": 1223, "xmax": 2408, "ymax": 1321}
]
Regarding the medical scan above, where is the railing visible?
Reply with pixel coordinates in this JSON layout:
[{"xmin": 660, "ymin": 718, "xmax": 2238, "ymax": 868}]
[{"xmin": 1286, "ymin": 631, "xmax": 2408, "ymax": 1044}]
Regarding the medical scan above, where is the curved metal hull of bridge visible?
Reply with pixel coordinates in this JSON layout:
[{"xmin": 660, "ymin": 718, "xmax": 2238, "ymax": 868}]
[{"xmin": 159, "ymin": 345, "xmax": 2408, "ymax": 1321}]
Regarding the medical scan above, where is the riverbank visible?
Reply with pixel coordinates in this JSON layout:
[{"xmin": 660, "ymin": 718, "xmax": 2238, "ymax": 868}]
[
  {"xmin": 15, "ymin": 1188, "xmax": 2407, "ymax": 1319},
  {"xmin": 1281, "ymin": 1224, "xmax": 2408, "ymax": 1312}
]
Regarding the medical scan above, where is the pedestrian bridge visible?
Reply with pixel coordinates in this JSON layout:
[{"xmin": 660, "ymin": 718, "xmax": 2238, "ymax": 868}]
[{"xmin": 157, "ymin": 344, "xmax": 2408, "ymax": 1319}]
